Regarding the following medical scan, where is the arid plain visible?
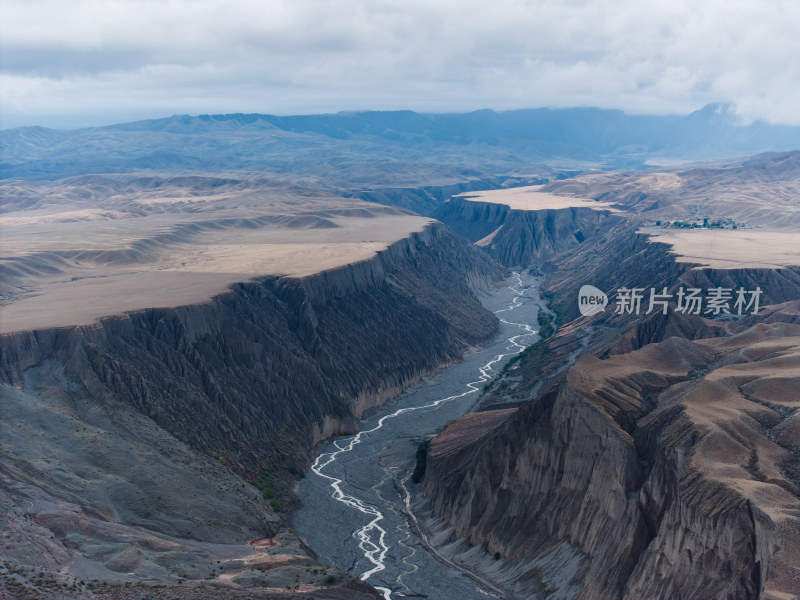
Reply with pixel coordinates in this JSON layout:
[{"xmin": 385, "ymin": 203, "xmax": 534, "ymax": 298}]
[{"xmin": 0, "ymin": 177, "xmax": 431, "ymax": 334}]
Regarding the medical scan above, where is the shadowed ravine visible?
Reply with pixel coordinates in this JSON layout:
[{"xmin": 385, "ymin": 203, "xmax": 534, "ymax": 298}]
[{"xmin": 292, "ymin": 273, "xmax": 543, "ymax": 600}]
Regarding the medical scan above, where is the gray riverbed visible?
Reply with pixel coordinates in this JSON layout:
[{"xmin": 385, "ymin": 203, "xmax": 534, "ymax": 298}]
[{"xmin": 292, "ymin": 272, "xmax": 543, "ymax": 600}]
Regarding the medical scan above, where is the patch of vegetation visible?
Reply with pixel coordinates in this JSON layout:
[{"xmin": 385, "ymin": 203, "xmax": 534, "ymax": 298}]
[
  {"xmin": 287, "ymin": 464, "xmax": 306, "ymax": 478},
  {"xmin": 411, "ymin": 440, "xmax": 430, "ymax": 483},
  {"xmin": 664, "ymin": 217, "xmax": 744, "ymax": 230},
  {"xmin": 539, "ymin": 292, "xmax": 567, "ymax": 327},
  {"xmin": 252, "ymin": 478, "xmax": 275, "ymax": 499},
  {"xmin": 250, "ymin": 466, "xmax": 296, "ymax": 514},
  {"xmin": 536, "ymin": 310, "xmax": 555, "ymax": 338},
  {"xmin": 551, "ymin": 305, "xmax": 567, "ymax": 329}
]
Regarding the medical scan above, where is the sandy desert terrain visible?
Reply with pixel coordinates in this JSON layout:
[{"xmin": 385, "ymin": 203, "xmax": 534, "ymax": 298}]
[
  {"xmin": 0, "ymin": 176, "xmax": 431, "ymax": 333},
  {"xmin": 645, "ymin": 229, "xmax": 800, "ymax": 269},
  {"xmin": 456, "ymin": 184, "xmax": 620, "ymax": 212}
]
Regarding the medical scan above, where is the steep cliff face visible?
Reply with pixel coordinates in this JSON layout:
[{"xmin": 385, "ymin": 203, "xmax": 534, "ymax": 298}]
[
  {"xmin": 350, "ymin": 176, "xmax": 549, "ymax": 216},
  {"xmin": 0, "ymin": 223, "xmax": 503, "ymax": 590},
  {"xmin": 433, "ymin": 196, "xmax": 622, "ymax": 266},
  {"xmin": 424, "ymin": 314, "xmax": 800, "ymax": 599},
  {"xmin": 421, "ymin": 218, "xmax": 800, "ymax": 599},
  {"xmin": 2, "ymin": 223, "xmax": 502, "ymax": 471}
]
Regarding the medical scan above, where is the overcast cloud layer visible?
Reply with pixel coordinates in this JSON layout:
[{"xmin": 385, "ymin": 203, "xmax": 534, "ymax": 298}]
[{"xmin": 2, "ymin": 0, "xmax": 799, "ymax": 129}]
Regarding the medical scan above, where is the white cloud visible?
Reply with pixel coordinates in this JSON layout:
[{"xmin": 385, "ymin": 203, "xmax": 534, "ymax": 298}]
[{"xmin": 1, "ymin": 0, "xmax": 799, "ymax": 128}]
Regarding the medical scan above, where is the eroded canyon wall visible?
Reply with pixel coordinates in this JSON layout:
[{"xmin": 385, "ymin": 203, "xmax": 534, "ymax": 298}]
[
  {"xmin": 421, "ymin": 232, "xmax": 800, "ymax": 599},
  {"xmin": 2, "ymin": 223, "xmax": 503, "ymax": 473},
  {"xmin": 433, "ymin": 196, "xmax": 622, "ymax": 267},
  {"xmin": 0, "ymin": 223, "xmax": 504, "ymax": 586}
]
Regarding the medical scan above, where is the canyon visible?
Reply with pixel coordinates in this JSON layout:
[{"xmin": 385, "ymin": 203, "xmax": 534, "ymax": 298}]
[
  {"xmin": 418, "ymin": 153, "xmax": 800, "ymax": 599},
  {"xmin": 1, "ymin": 112, "xmax": 799, "ymax": 599},
  {"xmin": 0, "ymin": 176, "xmax": 503, "ymax": 598}
]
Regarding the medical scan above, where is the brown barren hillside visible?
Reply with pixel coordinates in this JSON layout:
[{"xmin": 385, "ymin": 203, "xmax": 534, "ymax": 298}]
[
  {"xmin": 419, "ymin": 151, "xmax": 800, "ymax": 600},
  {"xmin": 424, "ymin": 303, "xmax": 800, "ymax": 599},
  {"xmin": 541, "ymin": 151, "xmax": 800, "ymax": 231}
]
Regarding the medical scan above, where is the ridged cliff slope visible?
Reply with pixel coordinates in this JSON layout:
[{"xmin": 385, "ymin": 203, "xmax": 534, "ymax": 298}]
[
  {"xmin": 433, "ymin": 195, "xmax": 622, "ymax": 267},
  {"xmin": 420, "ymin": 226, "xmax": 800, "ymax": 599},
  {"xmin": 0, "ymin": 222, "xmax": 503, "ymax": 592}
]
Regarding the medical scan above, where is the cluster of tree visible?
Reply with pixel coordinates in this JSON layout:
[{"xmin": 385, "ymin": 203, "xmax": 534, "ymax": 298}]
[{"xmin": 656, "ymin": 217, "xmax": 741, "ymax": 229}]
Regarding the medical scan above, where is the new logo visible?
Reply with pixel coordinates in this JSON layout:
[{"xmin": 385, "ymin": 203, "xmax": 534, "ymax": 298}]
[{"xmin": 578, "ymin": 285, "xmax": 608, "ymax": 316}]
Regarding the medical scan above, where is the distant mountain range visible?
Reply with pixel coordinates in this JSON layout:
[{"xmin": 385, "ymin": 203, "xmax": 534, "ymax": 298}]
[{"xmin": 3, "ymin": 104, "xmax": 800, "ymax": 183}]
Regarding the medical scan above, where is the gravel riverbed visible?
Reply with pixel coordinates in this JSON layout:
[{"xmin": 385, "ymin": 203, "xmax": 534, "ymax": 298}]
[{"xmin": 292, "ymin": 273, "xmax": 544, "ymax": 600}]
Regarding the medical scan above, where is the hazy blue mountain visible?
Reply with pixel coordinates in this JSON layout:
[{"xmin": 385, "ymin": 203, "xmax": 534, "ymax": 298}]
[{"xmin": 2, "ymin": 104, "xmax": 800, "ymax": 182}]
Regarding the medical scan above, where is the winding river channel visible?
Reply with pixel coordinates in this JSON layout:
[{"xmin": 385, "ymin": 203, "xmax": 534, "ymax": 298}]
[{"xmin": 292, "ymin": 272, "xmax": 543, "ymax": 599}]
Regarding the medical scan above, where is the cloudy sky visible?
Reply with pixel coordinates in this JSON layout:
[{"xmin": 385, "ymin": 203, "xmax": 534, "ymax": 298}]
[{"xmin": 2, "ymin": 0, "xmax": 799, "ymax": 129}]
